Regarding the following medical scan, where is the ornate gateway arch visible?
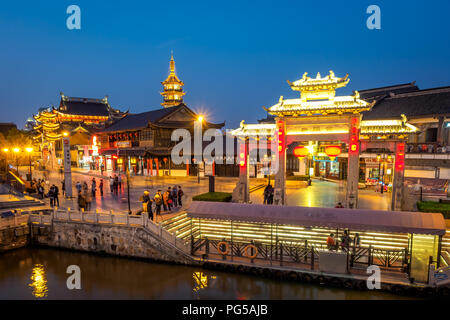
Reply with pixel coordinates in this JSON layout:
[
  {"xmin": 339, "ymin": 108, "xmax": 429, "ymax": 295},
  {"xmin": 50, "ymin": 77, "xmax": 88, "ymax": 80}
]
[{"xmin": 232, "ymin": 71, "xmax": 418, "ymax": 210}]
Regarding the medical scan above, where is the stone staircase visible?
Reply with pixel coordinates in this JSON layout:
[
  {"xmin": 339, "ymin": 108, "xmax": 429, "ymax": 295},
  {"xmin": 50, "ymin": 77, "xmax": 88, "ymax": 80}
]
[{"xmin": 0, "ymin": 195, "xmax": 46, "ymax": 210}]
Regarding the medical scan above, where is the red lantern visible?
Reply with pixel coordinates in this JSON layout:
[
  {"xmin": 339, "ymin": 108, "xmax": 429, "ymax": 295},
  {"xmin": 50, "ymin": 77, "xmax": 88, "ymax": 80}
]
[
  {"xmin": 293, "ymin": 146, "xmax": 309, "ymax": 158},
  {"xmin": 325, "ymin": 145, "xmax": 341, "ymax": 161}
]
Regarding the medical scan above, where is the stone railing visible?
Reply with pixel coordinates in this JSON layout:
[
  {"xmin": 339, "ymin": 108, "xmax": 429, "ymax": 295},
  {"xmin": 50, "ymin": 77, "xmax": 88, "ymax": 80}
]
[
  {"xmin": 28, "ymin": 209, "xmax": 190, "ymax": 255},
  {"xmin": 0, "ymin": 214, "xmax": 29, "ymax": 230}
]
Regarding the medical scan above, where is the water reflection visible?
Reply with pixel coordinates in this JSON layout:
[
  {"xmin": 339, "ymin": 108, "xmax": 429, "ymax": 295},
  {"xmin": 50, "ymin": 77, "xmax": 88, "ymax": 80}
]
[
  {"xmin": 29, "ymin": 264, "xmax": 48, "ymax": 298},
  {"xmin": 0, "ymin": 248, "xmax": 413, "ymax": 300}
]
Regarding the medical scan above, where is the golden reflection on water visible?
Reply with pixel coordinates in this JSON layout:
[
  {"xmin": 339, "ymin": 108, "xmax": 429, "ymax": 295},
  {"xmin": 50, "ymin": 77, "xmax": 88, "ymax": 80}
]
[
  {"xmin": 29, "ymin": 264, "xmax": 48, "ymax": 298},
  {"xmin": 192, "ymin": 272, "xmax": 209, "ymax": 292}
]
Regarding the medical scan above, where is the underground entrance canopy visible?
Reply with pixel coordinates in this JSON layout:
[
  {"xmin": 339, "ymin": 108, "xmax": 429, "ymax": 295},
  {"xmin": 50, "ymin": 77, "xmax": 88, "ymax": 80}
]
[{"xmin": 187, "ymin": 201, "xmax": 446, "ymax": 236}]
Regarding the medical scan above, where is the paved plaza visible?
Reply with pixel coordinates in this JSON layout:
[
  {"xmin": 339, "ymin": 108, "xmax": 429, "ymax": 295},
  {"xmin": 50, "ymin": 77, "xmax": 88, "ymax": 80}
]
[{"xmin": 15, "ymin": 167, "xmax": 392, "ymax": 215}]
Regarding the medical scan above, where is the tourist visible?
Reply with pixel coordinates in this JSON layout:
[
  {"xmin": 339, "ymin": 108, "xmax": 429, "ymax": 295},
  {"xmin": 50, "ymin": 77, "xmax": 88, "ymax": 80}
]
[
  {"xmin": 91, "ymin": 178, "xmax": 96, "ymax": 197},
  {"xmin": 354, "ymin": 233, "xmax": 361, "ymax": 248},
  {"xmin": 263, "ymin": 185, "xmax": 269, "ymax": 204},
  {"xmin": 327, "ymin": 233, "xmax": 336, "ymax": 251},
  {"xmin": 140, "ymin": 191, "xmax": 153, "ymax": 221},
  {"xmin": 61, "ymin": 180, "xmax": 65, "ymax": 197},
  {"xmin": 100, "ymin": 163, "xmax": 105, "ymax": 175},
  {"xmin": 172, "ymin": 186, "xmax": 178, "ymax": 207},
  {"xmin": 77, "ymin": 193, "xmax": 86, "ymax": 212},
  {"xmin": 177, "ymin": 186, "xmax": 184, "ymax": 207},
  {"xmin": 48, "ymin": 185, "xmax": 55, "ymax": 207},
  {"xmin": 38, "ymin": 183, "xmax": 44, "ymax": 199},
  {"xmin": 164, "ymin": 188, "xmax": 172, "ymax": 212},
  {"xmin": 114, "ymin": 175, "xmax": 119, "ymax": 194},
  {"xmin": 267, "ymin": 184, "xmax": 274, "ymax": 204},
  {"xmin": 340, "ymin": 230, "xmax": 351, "ymax": 251},
  {"xmin": 99, "ymin": 179, "xmax": 104, "ymax": 197},
  {"xmin": 76, "ymin": 181, "xmax": 82, "ymax": 194},
  {"xmin": 118, "ymin": 174, "xmax": 122, "ymax": 193},
  {"xmin": 154, "ymin": 190, "xmax": 163, "ymax": 220},
  {"xmin": 109, "ymin": 176, "xmax": 114, "ymax": 193},
  {"xmin": 53, "ymin": 184, "xmax": 59, "ymax": 207}
]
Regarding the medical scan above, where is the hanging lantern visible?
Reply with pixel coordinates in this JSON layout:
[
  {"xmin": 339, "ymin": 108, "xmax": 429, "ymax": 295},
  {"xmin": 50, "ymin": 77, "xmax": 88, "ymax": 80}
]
[
  {"xmin": 293, "ymin": 145, "xmax": 309, "ymax": 158},
  {"xmin": 325, "ymin": 145, "xmax": 341, "ymax": 161}
]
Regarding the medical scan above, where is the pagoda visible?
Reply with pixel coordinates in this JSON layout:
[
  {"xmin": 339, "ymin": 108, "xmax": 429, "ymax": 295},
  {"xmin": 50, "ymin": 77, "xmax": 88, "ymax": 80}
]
[{"xmin": 160, "ymin": 53, "xmax": 185, "ymax": 107}]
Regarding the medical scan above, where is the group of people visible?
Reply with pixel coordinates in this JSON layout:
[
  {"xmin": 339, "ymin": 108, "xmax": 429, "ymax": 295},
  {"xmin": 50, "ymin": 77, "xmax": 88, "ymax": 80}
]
[
  {"xmin": 139, "ymin": 186, "xmax": 184, "ymax": 221},
  {"xmin": 31, "ymin": 178, "xmax": 46, "ymax": 199},
  {"xmin": 109, "ymin": 175, "xmax": 122, "ymax": 194},
  {"xmin": 75, "ymin": 178, "xmax": 103, "ymax": 211},
  {"xmin": 326, "ymin": 230, "xmax": 361, "ymax": 251},
  {"xmin": 263, "ymin": 184, "xmax": 274, "ymax": 204}
]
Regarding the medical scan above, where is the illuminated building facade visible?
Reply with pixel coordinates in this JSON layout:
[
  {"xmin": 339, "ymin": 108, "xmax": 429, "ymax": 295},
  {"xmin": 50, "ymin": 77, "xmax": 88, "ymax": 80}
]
[
  {"xmin": 97, "ymin": 103, "xmax": 224, "ymax": 176},
  {"xmin": 32, "ymin": 93, "xmax": 127, "ymax": 169}
]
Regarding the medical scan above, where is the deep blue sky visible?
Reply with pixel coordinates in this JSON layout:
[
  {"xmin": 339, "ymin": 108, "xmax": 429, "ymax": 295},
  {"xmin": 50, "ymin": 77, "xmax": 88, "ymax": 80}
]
[{"xmin": 1, "ymin": 0, "xmax": 450, "ymax": 129}]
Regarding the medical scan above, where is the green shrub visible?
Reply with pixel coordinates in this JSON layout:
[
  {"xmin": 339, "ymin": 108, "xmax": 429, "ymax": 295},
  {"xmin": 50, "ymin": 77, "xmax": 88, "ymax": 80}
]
[
  {"xmin": 192, "ymin": 192, "xmax": 232, "ymax": 202},
  {"xmin": 417, "ymin": 201, "xmax": 450, "ymax": 219}
]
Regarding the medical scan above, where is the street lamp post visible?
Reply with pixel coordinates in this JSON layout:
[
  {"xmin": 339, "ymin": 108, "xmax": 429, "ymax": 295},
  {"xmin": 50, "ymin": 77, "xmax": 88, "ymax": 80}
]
[
  {"xmin": 196, "ymin": 115, "xmax": 204, "ymax": 184},
  {"xmin": 26, "ymin": 147, "xmax": 33, "ymax": 181},
  {"xmin": 13, "ymin": 148, "xmax": 20, "ymax": 175},
  {"xmin": 126, "ymin": 166, "xmax": 131, "ymax": 215}
]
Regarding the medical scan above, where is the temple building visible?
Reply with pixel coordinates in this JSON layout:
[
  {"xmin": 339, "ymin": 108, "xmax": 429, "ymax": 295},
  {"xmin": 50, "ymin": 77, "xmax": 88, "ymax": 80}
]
[
  {"xmin": 96, "ymin": 55, "xmax": 225, "ymax": 176},
  {"xmin": 32, "ymin": 93, "xmax": 128, "ymax": 169}
]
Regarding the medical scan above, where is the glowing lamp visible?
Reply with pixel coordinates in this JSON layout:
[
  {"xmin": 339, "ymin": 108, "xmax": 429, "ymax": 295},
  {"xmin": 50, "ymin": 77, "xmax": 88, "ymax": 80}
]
[
  {"xmin": 25, "ymin": 147, "xmax": 33, "ymax": 153},
  {"xmin": 325, "ymin": 145, "xmax": 341, "ymax": 161},
  {"xmin": 13, "ymin": 148, "xmax": 20, "ymax": 153},
  {"xmin": 293, "ymin": 146, "xmax": 309, "ymax": 158}
]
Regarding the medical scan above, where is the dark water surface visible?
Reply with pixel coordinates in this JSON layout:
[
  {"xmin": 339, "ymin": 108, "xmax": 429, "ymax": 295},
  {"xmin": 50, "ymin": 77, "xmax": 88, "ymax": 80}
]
[{"xmin": 0, "ymin": 248, "xmax": 412, "ymax": 300}]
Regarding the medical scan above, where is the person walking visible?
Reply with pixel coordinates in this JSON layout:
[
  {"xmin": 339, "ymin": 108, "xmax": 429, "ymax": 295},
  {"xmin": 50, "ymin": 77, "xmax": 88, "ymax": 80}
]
[
  {"xmin": 99, "ymin": 179, "xmax": 104, "ymax": 197},
  {"xmin": 154, "ymin": 190, "xmax": 163, "ymax": 221},
  {"xmin": 61, "ymin": 180, "xmax": 65, "ymax": 197},
  {"xmin": 100, "ymin": 163, "xmax": 105, "ymax": 176},
  {"xmin": 177, "ymin": 186, "xmax": 184, "ymax": 207},
  {"xmin": 109, "ymin": 176, "xmax": 114, "ymax": 193},
  {"xmin": 118, "ymin": 174, "xmax": 122, "ymax": 193},
  {"xmin": 114, "ymin": 175, "xmax": 119, "ymax": 195}
]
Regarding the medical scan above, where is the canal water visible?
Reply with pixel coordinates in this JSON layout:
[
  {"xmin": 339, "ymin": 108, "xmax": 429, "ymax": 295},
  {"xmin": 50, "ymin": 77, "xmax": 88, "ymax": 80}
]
[{"xmin": 0, "ymin": 248, "xmax": 412, "ymax": 300}]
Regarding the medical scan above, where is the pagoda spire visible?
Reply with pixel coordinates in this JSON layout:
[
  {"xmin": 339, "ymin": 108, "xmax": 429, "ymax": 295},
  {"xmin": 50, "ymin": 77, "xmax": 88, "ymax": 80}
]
[{"xmin": 161, "ymin": 52, "xmax": 185, "ymax": 108}]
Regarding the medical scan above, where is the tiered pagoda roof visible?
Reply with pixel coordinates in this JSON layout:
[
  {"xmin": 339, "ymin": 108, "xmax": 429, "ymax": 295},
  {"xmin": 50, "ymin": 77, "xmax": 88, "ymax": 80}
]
[
  {"xmin": 161, "ymin": 54, "xmax": 185, "ymax": 107},
  {"xmin": 266, "ymin": 70, "xmax": 374, "ymax": 117}
]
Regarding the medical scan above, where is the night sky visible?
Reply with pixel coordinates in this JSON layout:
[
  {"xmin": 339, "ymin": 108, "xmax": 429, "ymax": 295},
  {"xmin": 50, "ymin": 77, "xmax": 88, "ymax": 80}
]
[{"xmin": 1, "ymin": 0, "xmax": 450, "ymax": 129}]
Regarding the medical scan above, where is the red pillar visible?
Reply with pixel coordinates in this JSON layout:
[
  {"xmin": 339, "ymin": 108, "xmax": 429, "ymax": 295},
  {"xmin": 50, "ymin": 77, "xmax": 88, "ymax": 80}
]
[{"xmin": 155, "ymin": 158, "xmax": 159, "ymax": 177}]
